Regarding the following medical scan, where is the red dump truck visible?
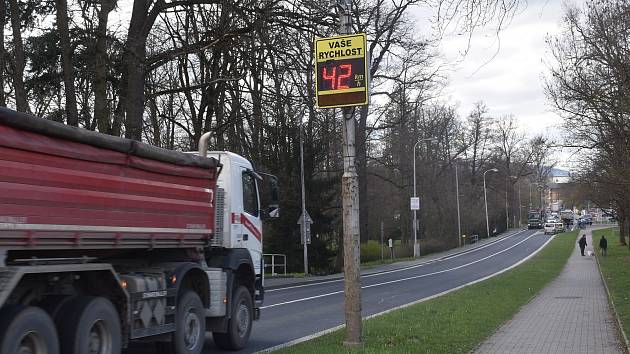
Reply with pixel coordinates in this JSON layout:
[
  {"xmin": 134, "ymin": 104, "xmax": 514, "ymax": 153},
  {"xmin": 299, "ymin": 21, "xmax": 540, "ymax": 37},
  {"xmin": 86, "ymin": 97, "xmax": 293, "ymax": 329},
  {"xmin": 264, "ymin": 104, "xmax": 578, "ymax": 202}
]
[{"xmin": 0, "ymin": 107, "xmax": 278, "ymax": 354}]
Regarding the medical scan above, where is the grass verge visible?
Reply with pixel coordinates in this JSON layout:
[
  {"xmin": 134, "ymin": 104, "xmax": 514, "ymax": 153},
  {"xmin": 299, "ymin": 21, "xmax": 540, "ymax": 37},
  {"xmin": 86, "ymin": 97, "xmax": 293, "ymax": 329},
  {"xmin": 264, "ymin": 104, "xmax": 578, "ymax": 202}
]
[
  {"xmin": 275, "ymin": 230, "xmax": 578, "ymax": 354},
  {"xmin": 593, "ymin": 227, "xmax": 630, "ymax": 349}
]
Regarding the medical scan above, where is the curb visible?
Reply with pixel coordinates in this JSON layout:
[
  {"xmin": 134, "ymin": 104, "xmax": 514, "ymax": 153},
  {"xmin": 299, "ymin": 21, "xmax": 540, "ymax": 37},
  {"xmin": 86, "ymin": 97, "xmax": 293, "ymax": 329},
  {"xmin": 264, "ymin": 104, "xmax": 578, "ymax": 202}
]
[
  {"xmin": 595, "ymin": 246, "xmax": 630, "ymax": 354},
  {"xmin": 265, "ymin": 228, "xmax": 527, "ymax": 290}
]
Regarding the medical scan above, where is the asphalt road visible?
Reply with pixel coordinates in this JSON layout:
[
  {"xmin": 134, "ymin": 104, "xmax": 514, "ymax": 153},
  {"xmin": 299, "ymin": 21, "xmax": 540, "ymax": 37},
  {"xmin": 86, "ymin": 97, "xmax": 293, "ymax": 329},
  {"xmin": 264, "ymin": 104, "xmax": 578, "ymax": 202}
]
[
  {"xmin": 128, "ymin": 228, "xmax": 549, "ymax": 353},
  {"xmin": 227, "ymin": 228, "xmax": 546, "ymax": 353}
]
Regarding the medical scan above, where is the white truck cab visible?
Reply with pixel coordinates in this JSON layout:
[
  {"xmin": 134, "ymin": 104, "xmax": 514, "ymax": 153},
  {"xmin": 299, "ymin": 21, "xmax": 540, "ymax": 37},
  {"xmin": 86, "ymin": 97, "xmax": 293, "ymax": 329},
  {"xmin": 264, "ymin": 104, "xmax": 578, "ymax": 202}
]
[{"xmin": 207, "ymin": 151, "xmax": 264, "ymax": 277}]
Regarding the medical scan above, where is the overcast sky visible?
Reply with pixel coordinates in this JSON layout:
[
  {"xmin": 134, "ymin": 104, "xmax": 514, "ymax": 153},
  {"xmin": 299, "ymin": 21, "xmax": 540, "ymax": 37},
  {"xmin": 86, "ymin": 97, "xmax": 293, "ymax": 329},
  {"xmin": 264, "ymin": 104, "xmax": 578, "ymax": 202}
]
[{"xmin": 416, "ymin": 0, "xmax": 584, "ymax": 167}]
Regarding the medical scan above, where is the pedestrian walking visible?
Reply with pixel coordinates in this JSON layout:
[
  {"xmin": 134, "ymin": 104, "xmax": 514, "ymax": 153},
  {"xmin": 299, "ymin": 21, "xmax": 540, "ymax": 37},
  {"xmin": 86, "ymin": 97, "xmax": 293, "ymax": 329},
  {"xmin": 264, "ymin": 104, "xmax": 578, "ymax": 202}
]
[
  {"xmin": 578, "ymin": 234, "xmax": 587, "ymax": 256},
  {"xmin": 599, "ymin": 235, "xmax": 608, "ymax": 256}
]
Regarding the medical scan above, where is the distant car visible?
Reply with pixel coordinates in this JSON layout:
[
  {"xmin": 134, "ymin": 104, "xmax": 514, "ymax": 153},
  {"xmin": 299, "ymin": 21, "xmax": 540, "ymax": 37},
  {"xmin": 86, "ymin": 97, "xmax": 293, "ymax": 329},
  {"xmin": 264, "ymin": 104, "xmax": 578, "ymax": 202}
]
[
  {"xmin": 554, "ymin": 222, "xmax": 565, "ymax": 233},
  {"xmin": 578, "ymin": 216, "xmax": 593, "ymax": 226},
  {"xmin": 544, "ymin": 223, "xmax": 556, "ymax": 235}
]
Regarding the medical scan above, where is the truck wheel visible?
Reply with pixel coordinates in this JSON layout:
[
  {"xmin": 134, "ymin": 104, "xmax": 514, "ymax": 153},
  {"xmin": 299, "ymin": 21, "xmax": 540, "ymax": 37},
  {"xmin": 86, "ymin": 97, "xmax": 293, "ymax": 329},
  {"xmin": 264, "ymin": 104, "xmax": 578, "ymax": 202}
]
[
  {"xmin": 0, "ymin": 305, "xmax": 59, "ymax": 354},
  {"xmin": 56, "ymin": 296, "xmax": 121, "ymax": 354},
  {"xmin": 156, "ymin": 290, "xmax": 205, "ymax": 354},
  {"xmin": 213, "ymin": 286, "xmax": 253, "ymax": 350}
]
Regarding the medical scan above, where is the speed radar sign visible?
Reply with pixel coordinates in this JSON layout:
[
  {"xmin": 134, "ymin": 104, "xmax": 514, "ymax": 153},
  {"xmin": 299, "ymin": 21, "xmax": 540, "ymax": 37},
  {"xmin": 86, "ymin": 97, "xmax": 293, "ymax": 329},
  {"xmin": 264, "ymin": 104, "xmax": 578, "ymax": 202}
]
[{"xmin": 314, "ymin": 33, "xmax": 368, "ymax": 109}]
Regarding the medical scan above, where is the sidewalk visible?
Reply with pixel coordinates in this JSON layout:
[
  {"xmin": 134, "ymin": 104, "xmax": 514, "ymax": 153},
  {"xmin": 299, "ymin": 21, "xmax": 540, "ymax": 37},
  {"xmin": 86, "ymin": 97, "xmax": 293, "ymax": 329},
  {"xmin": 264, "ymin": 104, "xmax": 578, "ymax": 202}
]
[
  {"xmin": 472, "ymin": 228, "xmax": 625, "ymax": 354},
  {"xmin": 264, "ymin": 228, "xmax": 524, "ymax": 290}
]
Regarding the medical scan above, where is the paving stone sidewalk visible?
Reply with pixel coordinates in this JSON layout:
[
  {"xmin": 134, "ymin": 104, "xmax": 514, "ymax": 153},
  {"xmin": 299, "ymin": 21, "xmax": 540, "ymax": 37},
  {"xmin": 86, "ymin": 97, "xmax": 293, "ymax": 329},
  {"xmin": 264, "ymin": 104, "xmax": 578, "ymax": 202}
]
[{"xmin": 472, "ymin": 229, "xmax": 625, "ymax": 354}]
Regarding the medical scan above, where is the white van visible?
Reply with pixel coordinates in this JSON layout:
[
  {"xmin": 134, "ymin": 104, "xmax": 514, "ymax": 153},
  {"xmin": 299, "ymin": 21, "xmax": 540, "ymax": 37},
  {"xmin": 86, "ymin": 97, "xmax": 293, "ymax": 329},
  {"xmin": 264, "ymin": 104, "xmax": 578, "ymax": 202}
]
[{"xmin": 544, "ymin": 223, "xmax": 556, "ymax": 235}]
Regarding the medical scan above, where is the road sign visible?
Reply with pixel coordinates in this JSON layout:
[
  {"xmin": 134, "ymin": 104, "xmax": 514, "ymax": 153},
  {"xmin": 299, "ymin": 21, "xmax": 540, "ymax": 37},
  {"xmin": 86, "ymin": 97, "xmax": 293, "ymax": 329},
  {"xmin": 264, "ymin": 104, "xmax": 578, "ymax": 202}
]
[
  {"xmin": 297, "ymin": 211, "xmax": 314, "ymax": 225},
  {"xmin": 410, "ymin": 197, "xmax": 420, "ymax": 210},
  {"xmin": 300, "ymin": 223, "xmax": 311, "ymax": 245},
  {"xmin": 298, "ymin": 211, "xmax": 314, "ymax": 245},
  {"xmin": 314, "ymin": 33, "xmax": 368, "ymax": 109}
]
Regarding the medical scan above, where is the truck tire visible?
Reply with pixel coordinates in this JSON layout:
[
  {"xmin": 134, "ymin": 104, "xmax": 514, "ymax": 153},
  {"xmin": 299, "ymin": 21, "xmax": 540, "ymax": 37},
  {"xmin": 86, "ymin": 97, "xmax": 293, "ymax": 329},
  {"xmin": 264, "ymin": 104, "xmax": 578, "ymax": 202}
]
[
  {"xmin": 56, "ymin": 296, "xmax": 121, "ymax": 354},
  {"xmin": 156, "ymin": 290, "xmax": 205, "ymax": 354},
  {"xmin": 213, "ymin": 286, "xmax": 253, "ymax": 350},
  {"xmin": 0, "ymin": 305, "xmax": 59, "ymax": 354}
]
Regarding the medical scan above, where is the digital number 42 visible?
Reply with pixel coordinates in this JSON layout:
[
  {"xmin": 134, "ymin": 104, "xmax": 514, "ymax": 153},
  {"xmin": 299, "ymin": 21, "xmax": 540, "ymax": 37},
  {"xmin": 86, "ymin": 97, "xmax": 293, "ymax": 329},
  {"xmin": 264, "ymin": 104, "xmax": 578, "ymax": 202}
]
[{"xmin": 322, "ymin": 64, "xmax": 352, "ymax": 90}]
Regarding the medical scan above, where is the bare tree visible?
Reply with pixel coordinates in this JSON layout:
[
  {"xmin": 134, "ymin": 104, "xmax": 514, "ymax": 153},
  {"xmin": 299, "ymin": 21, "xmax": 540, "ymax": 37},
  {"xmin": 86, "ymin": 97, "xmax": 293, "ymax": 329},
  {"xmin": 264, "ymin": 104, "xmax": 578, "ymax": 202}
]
[
  {"xmin": 8, "ymin": 0, "xmax": 28, "ymax": 112},
  {"xmin": 464, "ymin": 101, "xmax": 494, "ymax": 187},
  {"xmin": 94, "ymin": 0, "xmax": 117, "ymax": 133},
  {"xmin": 546, "ymin": 0, "xmax": 630, "ymax": 243},
  {"xmin": 56, "ymin": 0, "xmax": 79, "ymax": 126},
  {"xmin": 0, "ymin": 0, "xmax": 5, "ymax": 107}
]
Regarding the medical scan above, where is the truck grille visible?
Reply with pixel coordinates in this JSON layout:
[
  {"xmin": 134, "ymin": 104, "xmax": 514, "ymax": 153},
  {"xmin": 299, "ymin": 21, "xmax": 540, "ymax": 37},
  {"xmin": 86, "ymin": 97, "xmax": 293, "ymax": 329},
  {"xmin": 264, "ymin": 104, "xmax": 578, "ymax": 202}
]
[{"xmin": 211, "ymin": 188, "xmax": 225, "ymax": 247}]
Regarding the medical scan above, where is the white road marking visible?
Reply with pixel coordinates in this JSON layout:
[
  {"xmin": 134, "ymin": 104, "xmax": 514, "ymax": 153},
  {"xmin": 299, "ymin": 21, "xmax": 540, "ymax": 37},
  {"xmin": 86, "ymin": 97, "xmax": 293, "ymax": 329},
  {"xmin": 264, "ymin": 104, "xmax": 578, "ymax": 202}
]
[
  {"xmin": 261, "ymin": 230, "xmax": 541, "ymax": 309},
  {"xmin": 257, "ymin": 231, "xmax": 554, "ymax": 353},
  {"xmin": 266, "ymin": 228, "xmax": 529, "ymax": 293}
]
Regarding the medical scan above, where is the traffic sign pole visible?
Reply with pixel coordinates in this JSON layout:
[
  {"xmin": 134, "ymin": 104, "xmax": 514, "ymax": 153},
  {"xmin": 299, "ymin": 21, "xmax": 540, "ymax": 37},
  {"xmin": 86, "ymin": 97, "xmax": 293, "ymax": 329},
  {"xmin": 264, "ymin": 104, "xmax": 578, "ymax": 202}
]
[{"xmin": 300, "ymin": 123, "xmax": 308, "ymax": 276}]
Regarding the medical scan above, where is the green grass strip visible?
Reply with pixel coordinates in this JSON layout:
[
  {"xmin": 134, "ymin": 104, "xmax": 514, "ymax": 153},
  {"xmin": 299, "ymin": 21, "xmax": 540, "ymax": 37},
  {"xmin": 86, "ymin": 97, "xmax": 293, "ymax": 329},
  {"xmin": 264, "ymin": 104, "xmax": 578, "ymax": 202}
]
[
  {"xmin": 276, "ymin": 230, "xmax": 578, "ymax": 354},
  {"xmin": 593, "ymin": 227, "xmax": 630, "ymax": 348}
]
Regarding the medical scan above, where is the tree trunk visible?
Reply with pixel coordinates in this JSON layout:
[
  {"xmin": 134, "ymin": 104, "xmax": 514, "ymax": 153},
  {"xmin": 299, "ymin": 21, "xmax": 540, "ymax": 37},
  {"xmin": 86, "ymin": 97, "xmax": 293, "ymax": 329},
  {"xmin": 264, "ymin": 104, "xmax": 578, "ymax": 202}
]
[
  {"xmin": 621, "ymin": 214, "xmax": 628, "ymax": 247},
  {"xmin": 148, "ymin": 96, "xmax": 161, "ymax": 146},
  {"xmin": 56, "ymin": 0, "xmax": 79, "ymax": 126},
  {"xmin": 8, "ymin": 0, "xmax": 28, "ymax": 112},
  {"xmin": 95, "ymin": 0, "xmax": 116, "ymax": 134},
  {"xmin": 123, "ymin": 37, "xmax": 148, "ymax": 140},
  {"xmin": 0, "ymin": 0, "xmax": 6, "ymax": 107},
  {"xmin": 122, "ymin": 0, "xmax": 153, "ymax": 141}
]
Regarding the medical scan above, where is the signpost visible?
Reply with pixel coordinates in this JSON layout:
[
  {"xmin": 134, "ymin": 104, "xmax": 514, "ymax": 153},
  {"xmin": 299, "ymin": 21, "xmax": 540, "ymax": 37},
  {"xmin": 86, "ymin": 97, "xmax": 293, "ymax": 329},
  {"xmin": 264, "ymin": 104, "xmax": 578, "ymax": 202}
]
[
  {"xmin": 297, "ymin": 211, "xmax": 313, "ymax": 245},
  {"xmin": 314, "ymin": 0, "xmax": 367, "ymax": 346},
  {"xmin": 299, "ymin": 123, "xmax": 309, "ymax": 275}
]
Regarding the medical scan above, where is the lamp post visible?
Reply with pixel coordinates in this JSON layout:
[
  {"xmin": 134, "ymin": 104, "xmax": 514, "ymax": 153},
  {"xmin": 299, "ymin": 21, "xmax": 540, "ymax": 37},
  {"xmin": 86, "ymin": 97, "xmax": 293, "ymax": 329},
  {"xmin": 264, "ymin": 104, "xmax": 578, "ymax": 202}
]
[
  {"xmin": 484, "ymin": 168, "xmax": 499, "ymax": 238},
  {"xmin": 517, "ymin": 179, "xmax": 522, "ymax": 226},
  {"xmin": 455, "ymin": 161, "xmax": 462, "ymax": 247},
  {"xmin": 413, "ymin": 137, "xmax": 438, "ymax": 258}
]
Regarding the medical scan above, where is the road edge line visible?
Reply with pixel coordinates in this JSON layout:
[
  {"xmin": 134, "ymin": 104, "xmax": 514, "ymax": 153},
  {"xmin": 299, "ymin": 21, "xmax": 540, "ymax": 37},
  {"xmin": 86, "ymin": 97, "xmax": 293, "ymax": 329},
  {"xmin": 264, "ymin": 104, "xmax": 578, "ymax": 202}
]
[
  {"xmin": 266, "ymin": 228, "xmax": 527, "ymax": 292},
  {"xmin": 257, "ymin": 231, "xmax": 554, "ymax": 353}
]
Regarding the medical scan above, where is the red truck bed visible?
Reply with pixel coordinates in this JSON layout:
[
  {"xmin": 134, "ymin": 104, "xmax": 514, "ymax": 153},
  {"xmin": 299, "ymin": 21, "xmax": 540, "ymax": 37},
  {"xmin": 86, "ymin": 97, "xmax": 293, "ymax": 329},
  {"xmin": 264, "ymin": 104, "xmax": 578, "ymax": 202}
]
[{"xmin": 0, "ymin": 108, "xmax": 220, "ymax": 250}]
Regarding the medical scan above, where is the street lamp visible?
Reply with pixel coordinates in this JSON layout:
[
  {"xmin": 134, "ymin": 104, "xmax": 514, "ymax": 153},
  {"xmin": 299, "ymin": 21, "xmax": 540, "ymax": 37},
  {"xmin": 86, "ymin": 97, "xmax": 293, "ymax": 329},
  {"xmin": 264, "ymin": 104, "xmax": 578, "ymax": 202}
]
[
  {"xmin": 413, "ymin": 137, "xmax": 438, "ymax": 258},
  {"xmin": 455, "ymin": 161, "xmax": 462, "ymax": 247},
  {"xmin": 484, "ymin": 168, "xmax": 499, "ymax": 238},
  {"xmin": 518, "ymin": 180, "xmax": 522, "ymax": 227}
]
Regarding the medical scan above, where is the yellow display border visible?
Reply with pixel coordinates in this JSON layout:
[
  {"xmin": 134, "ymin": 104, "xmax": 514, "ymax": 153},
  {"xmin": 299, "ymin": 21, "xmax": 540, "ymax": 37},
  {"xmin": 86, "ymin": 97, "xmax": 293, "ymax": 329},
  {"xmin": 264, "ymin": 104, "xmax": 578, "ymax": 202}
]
[{"xmin": 314, "ymin": 33, "xmax": 369, "ymax": 108}]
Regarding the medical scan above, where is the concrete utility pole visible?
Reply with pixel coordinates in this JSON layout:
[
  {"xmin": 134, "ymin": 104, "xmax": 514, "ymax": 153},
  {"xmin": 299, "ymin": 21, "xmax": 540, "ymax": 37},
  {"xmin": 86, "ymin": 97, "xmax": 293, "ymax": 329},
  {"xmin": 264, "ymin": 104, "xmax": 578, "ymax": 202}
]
[{"xmin": 338, "ymin": 0, "xmax": 362, "ymax": 347}]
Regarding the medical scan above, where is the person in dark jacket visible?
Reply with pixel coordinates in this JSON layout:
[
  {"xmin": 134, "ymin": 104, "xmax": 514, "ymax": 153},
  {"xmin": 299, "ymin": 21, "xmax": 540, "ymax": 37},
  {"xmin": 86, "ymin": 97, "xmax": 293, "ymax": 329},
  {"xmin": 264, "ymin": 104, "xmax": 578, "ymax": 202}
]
[
  {"xmin": 578, "ymin": 234, "xmax": 587, "ymax": 256},
  {"xmin": 599, "ymin": 235, "xmax": 608, "ymax": 256}
]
